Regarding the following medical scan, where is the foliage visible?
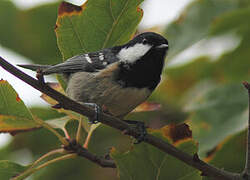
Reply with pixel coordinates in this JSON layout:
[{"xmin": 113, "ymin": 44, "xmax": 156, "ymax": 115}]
[
  {"xmin": 0, "ymin": 0, "xmax": 249, "ymax": 179},
  {"xmin": 111, "ymin": 127, "xmax": 200, "ymax": 180}
]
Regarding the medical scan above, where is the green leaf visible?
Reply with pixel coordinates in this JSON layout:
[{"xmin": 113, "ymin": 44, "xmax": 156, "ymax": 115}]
[
  {"xmin": 111, "ymin": 127, "xmax": 201, "ymax": 180},
  {"xmin": 210, "ymin": 7, "xmax": 250, "ymax": 35},
  {"xmin": 184, "ymin": 83, "xmax": 248, "ymax": 155},
  {"xmin": 29, "ymin": 106, "xmax": 64, "ymax": 120},
  {"xmin": 46, "ymin": 116, "xmax": 71, "ymax": 130},
  {"xmin": 0, "ymin": 160, "xmax": 27, "ymax": 180},
  {"xmin": 208, "ymin": 8, "xmax": 250, "ymax": 82},
  {"xmin": 154, "ymin": 57, "xmax": 213, "ymax": 106},
  {"xmin": 158, "ymin": 4, "xmax": 250, "ymax": 106},
  {"xmin": 0, "ymin": 0, "xmax": 61, "ymax": 64},
  {"xmin": 203, "ymin": 130, "xmax": 246, "ymax": 179},
  {"xmin": 163, "ymin": 0, "xmax": 249, "ymax": 60},
  {"xmin": 0, "ymin": 80, "xmax": 39, "ymax": 133},
  {"xmin": 155, "ymin": 49, "xmax": 250, "ymax": 112},
  {"xmin": 55, "ymin": 0, "xmax": 143, "ymax": 60},
  {"xmin": 80, "ymin": 115, "xmax": 99, "ymax": 132}
]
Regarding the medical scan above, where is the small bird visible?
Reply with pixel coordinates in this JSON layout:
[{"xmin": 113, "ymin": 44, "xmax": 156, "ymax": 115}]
[{"xmin": 19, "ymin": 32, "xmax": 168, "ymax": 120}]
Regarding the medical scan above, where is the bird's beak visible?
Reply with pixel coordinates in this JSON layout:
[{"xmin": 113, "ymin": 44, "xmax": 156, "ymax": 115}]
[{"xmin": 156, "ymin": 44, "xmax": 168, "ymax": 49}]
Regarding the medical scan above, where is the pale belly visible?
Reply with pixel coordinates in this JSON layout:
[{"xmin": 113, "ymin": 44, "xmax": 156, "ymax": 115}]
[{"xmin": 66, "ymin": 70, "xmax": 151, "ymax": 117}]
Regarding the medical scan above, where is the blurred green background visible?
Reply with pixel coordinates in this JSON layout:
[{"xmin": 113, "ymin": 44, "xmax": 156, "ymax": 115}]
[{"xmin": 0, "ymin": 0, "xmax": 250, "ymax": 179}]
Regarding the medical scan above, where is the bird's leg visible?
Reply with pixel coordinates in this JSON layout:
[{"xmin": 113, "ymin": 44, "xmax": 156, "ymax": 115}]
[
  {"xmin": 123, "ymin": 120, "xmax": 147, "ymax": 144},
  {"xmin": 51, "ymin": 102, "xmax": 102, "ymax": 123},
  {"xmin": 83, "ymin": 103, "xmax": 102, "ymax": 124}
]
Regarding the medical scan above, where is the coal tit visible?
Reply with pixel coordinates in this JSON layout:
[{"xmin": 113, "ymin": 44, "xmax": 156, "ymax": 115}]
[{"xmin": 19, "ymin": 32, "xmax": 168, "ymax": 118}]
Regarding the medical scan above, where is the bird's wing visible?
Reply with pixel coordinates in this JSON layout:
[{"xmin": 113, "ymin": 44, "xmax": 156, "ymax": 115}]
[{"xmin": 42, "ymin": 49, "xmax": 119, "ymax": 75}]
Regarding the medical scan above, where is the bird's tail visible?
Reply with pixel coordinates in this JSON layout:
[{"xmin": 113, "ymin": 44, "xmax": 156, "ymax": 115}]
[
  {"xmin": 18, "ymin": 64, "xmax": 52, "ymax": 74},
  {"xmin": 18, "ymin": 60, "xmax": 85, "ymax": 75}
]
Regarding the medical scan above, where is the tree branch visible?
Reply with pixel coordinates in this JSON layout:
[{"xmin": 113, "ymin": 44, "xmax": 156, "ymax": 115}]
[
  {"xmin": 0, "ymin": 56, "xmax": 241, "ymax": 180},
  {"xmin": 63, "ymin": 139, "xmax": 116, "ymax": 168},
  {"xmin": 243, "ymin": 81, "xmax": 250, "ymax": 179}
]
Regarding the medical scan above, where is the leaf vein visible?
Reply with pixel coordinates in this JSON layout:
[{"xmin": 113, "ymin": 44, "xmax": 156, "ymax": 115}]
[
  {"xmin": 109, "ymin": 0, "xmax": 115, "ymax": 21},
  {"xmin": 102, "ymin": 0, "xmax": 130, "ymax": 48},
  {"xmin": 85, "ymin": 11, "xmax": 108, "ymax": 35},
  {"xmin": 176, "ymin": 171, "xmax": 198, "ymax": 180},
  {"xmin": 118, "ymin": 160, "xmax": 133, "ymax": 180},
  {"xmin": 0, "ymin": 114, "xmax": 32, "ymax": 122},
  {"xmin": 68, "ymin": 17, "xmax": 88, "ymax": 53},
  {"xmin": 156, "ymin": 156, "xmax": 167, "ymax": 180}
]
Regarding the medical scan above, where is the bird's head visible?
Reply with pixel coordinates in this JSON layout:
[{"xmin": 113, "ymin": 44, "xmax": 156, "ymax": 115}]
[{"xmin": 117, "ymin": 32, "xmax": 168, "ymax": 64}]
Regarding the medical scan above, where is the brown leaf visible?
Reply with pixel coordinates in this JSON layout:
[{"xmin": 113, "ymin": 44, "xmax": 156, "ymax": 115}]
[
  {"xmin": 162, "ymin": 123, "xmax": 192, "ymax": 143},
  {"xmin": 58, "ymin": 2, "xmax": 83, "ymax": 17},
  {"xmin": 132, "ymin": 101, "xmax": 161, "ymax": 113}
]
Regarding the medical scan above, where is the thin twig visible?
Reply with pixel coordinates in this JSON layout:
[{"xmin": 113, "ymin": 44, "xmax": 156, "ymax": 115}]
[
  {"xmin": 0, "ymin": 57, "xmax": 241, "ymax": 180},
  {"xmin": 83, "ymin": 129, "xmax": 92, "ymax": 148},
  {"xmin": 243, "ymin": 81, "xmax": 250, "ymax": 179},
  {"xmin": 62, "ymin": 127, "xmax": 71, "ymax": 139},
  {"xmin": 30, "ymin": 148, "xmax": 65, "ymax": 168},
  {"xmin": 11, "ymin": 154, "xmax": 77, "ymax": 180},
  {"xmin": 12, "ymin": 149, "xmax": 65, "ymax": 180},
  {"xmin": 63, "ymin": 139, "xmax": 116, "ymax": 168},
  {"xmin": 76, "ymin": 116, "xmax": 83, "ymax": 143}
]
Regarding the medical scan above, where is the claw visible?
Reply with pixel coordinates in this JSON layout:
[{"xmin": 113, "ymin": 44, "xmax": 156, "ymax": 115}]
[
  {"xmin": 124, "ymin": 120, "xmax": 147, "ymax": 144},
  {"xmin": 134, "ymin": 122, "xmax": 147, "ymax": 144},
  {"xmin": 193, "ymin": 153, "xmax": 200, "ymax": 162},
  {"xmin": 52, "ymin": 103, "xmax": 63, "ymax": 109}
]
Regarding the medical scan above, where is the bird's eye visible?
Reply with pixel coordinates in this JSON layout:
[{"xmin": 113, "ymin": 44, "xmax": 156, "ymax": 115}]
[{"xmin": 142, "ymin": 38, "xmax": 147, "ymax": 44}]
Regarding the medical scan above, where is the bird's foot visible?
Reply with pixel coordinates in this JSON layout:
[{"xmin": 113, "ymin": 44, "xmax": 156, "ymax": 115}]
[{"xmin": 123, "ymin": 120, "xmax": 147, "ymax": 144}]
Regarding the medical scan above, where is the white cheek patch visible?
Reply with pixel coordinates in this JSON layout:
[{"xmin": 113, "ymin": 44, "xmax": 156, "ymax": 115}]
[{"xmin": 117, "ymin": 43, "xmax": 152, "ymax": 63}]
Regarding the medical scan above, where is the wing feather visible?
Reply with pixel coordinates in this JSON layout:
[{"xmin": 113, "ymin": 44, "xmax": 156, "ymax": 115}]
[
  {"xmin": 18, "ymin": 49, "xmax": 120, "ymax": 75},
  {"xmin": 42, "ymin": 49, "xmax": 119, "ymax": 75}
]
